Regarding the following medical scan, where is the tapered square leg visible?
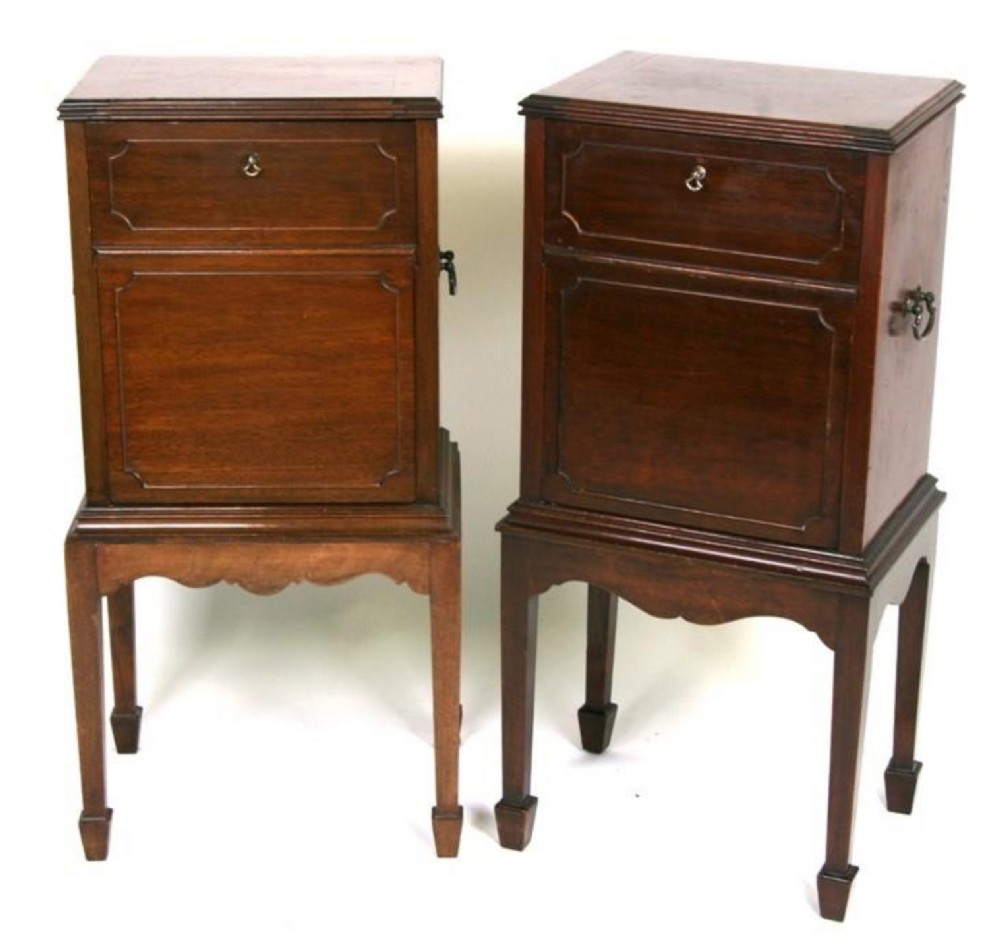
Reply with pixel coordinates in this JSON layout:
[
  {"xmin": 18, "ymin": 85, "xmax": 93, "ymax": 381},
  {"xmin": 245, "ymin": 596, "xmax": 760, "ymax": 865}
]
[
  {"xmin": 429, "ymin": 542, "xmax": 463, "ymax": 857},
  {"xmin": 817, "ymin": 599, "xmax": 876, "ymax": 921},
  {"xmin": 578, "ymin": 585, "xmax": 619, "ymax": 753},
  {"xmin": 496, "ymin": 536, "xmax": 540, "ymax": 849},
  {"xmin": 66, "ymin": 540, "xmax": 112, "ymax": 860},
  {"xmin": 885, "ymin": 559, "xmax": 932, "ymax": 815},
  {"xmin": 108, "ymin": 582, "xmax": 142, "ymax": 754}
]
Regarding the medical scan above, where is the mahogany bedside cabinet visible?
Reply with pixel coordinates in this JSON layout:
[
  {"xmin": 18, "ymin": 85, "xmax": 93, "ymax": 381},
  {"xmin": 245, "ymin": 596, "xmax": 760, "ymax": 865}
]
[
  {"xmin": 59, "ymin": 56, "xmax": 462, "ymax": 859},
  {"xmin": 494, "ymin": 52, "xmax": 962, "ymax": 919}
]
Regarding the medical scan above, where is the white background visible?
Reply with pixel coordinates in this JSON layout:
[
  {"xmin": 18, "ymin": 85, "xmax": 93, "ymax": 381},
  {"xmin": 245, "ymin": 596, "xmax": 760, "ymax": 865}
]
[{"xmin": 1, "ymin": 2, "xmax": 995, "ymax": 943}]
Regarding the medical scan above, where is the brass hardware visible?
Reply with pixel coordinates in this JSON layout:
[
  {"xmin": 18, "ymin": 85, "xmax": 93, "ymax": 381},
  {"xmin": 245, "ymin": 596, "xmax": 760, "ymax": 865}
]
[
  {"xmin": 242, "ymin": 153, "xmax": 262, "ymax": 178},
  {"xmin": 685, "ymin": 164, "xmax": 707, "ymax": 192},
  {"xmin": 439, "ymin": 250, "xmax": 457, "ymax": 296},
  {"xmin": 891, "ymin": 286, "xmax": 937, "ymax": 340}
]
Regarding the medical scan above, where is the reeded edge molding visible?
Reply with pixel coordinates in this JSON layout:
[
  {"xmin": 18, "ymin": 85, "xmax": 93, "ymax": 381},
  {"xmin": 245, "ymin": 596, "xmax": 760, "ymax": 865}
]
[
  {"xmin": 58, "ymin": 97, "xmax": 443, "ymax": 122},
  {"xmin": 520, "ymin": 85, "xmax": 964, "ymax": 153},
  {"xmin": 499, "ymin": 474, "xmax": 944, "ymax": 593}
]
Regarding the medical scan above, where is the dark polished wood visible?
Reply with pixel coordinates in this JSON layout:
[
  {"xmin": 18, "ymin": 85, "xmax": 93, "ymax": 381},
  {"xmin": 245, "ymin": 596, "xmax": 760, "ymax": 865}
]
[
  {"xmin": 497, "ymin": 52, "xmax": 960, "ymax": 920},
  {"xmin": 526, "ymin": 51, "xmax": 962, "ymax": 151},
  {"xmin": 65, "ymin": 540, "xmax": 111, "ymax": 861},
  {"xmin": 545, "ymin": 121, "xmax": 866, "ymax": 282},
  {"xmin": 499, "ymin": 485, "xmax": 941, "ymax": 919},
  {"xmin": 860, "ymin": 111, "xmax": 955, "ymax": 545},
  {"xmin": 578, "ymin": 586, "xmax": 618, "ymax": 753},
  {"xmin": 59, "ymin": 56, "xmax": 443, "ymax": 121},
  {"xmin": 60, "ymin": 57, "xmax": 461, "ymax": 860},
  {"xmin": 97, "ymin": 254, "xmax": 419, "ymax": 504},
  {"xmin": 87, "ymin": 122, "xmax": 418, "ymax": 249},
  {"xmin": 107, "ymin": 582, "xmax": 141, "ymax": 754},
  {"xmin": 539, "ymin": 255, "xmax": 855, "ymax": 545},
  {"xmin": 884, "ymin": 559, "xmax": 932, "ymax": 814},
  {"xmin": 430, "ymin": 539, "xmax": 464, "ymax": 856}
]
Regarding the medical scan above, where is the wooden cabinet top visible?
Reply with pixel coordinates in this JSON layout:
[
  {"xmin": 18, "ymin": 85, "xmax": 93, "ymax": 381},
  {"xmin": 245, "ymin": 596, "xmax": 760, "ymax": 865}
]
[
  {"xmin": 523, "ymin": 51, "xmax": 962, "ymax": 151},
  {"xmin": 59, "ymin": 56, "xmax": 443, "ymax": 122}
]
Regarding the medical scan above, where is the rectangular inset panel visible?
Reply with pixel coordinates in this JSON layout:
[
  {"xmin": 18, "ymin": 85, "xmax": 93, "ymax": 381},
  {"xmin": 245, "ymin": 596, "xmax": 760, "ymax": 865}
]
[
  {"xmin": 98, "ymin": 255, "xmax": 416, "ymax": 503},
  {"xmin": 540, "ymin": 259, "xmax": 853, "ymax": 546},
  {"xmin": 546, "ymin": 123, "xmax": 865, "ymax": 282},
  {"xmin": 87, "ymin": 122, "xmax": 416, "ymax": 248}
]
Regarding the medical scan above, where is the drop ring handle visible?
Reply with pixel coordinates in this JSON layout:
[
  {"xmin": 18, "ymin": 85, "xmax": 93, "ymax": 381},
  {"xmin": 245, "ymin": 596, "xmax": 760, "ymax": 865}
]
[{"xmin": 903, "ymin": 286, "xmax": 937, "ymax": 341}]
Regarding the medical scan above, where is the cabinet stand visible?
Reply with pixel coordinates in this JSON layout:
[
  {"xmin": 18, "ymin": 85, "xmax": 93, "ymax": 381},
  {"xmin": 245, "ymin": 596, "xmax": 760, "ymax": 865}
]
[
  {"xmin": 67, "ymin": 433, "xmax": 463, "ymax": 860},
  {"xmin": 495, "ymin": 475, "xmax": 941, "ymax": 921},
  {"xmin": 496, "ymin": 51, "xmax": 960, "ymax": 919}
]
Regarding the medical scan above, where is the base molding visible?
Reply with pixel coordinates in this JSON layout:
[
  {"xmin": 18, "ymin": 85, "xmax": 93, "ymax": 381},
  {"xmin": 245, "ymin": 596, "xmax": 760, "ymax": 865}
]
[
  {"xmin": 501, "ymin": 474, "xmax": 944, "ymax": 594},
  {"xmin": 71, "ymin": 430, "xmax": 460, "ymax": 542}
]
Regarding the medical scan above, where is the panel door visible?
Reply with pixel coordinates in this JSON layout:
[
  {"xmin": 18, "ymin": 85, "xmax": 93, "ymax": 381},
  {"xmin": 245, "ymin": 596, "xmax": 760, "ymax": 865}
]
[
  {"xmin": 538, "ymin": 256, "xmax": 854, "ymax": 547},
  {"xmin": 97, "ymin": 253, "xmax": 417, "ymax": 503}
]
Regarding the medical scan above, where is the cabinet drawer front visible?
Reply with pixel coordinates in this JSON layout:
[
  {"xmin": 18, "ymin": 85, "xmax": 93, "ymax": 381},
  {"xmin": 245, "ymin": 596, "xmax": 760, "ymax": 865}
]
[
  {"xmin": 539, "ymin": 258, "xmax": 852, "ymax": 546},
  {"xmin": 546, "ymin": 123, "xmax": 865, "ymax": 282},
  {"xmin": 98, "ymin": 255, "xmax": 416, "ymax": 503},
  {"xmin": 87, "ymin": 122, "xmax": 416, "ymax": 248}
]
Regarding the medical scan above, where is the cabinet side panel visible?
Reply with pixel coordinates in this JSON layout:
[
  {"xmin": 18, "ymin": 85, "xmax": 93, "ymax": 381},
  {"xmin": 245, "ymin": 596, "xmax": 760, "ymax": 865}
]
[
  {"xmin": 862, "ymin": 110, "xmax": 955, "ymax": 544},
  {"xmin": 518, "ymin": 117, "xmax": 548, "ymax": 500},
  {"xmin": 414, "ymin": 119, "xmax": 440, "ymax": 500},
  {"xmin": 65, "ymin": 122, "xmax": 109, "ymax": 502}
]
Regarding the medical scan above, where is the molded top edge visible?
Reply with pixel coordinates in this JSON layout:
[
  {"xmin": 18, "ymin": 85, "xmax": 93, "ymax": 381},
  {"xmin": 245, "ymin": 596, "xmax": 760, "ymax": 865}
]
[
  {"xmin": 521, "ymin": 52, "xmax": 963, "ymax": 151},
  {"xmin": 59, "ymin": 56, "xmax": 444, "ymax": 120}
]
